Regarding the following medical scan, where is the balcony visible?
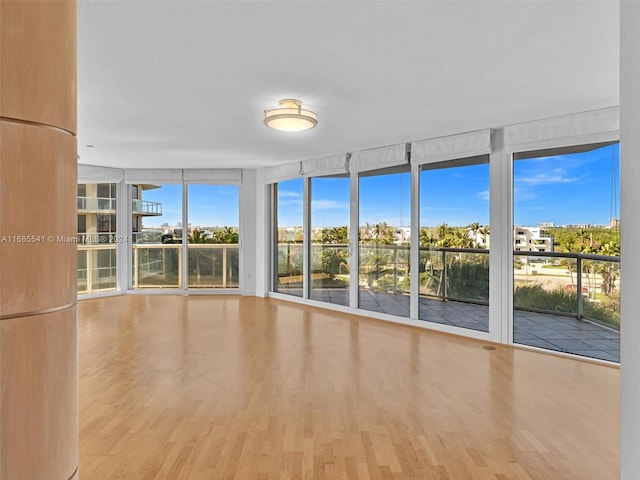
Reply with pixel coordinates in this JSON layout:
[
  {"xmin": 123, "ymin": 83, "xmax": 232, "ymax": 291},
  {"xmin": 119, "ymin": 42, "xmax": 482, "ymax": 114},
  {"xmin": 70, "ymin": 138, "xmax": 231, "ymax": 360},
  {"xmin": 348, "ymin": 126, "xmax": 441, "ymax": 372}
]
[
  {"xmin": 78, "ymin": 243, "xmax": 239, "ymax": 294},
  {"xmin": 132, "ymin": 199, "xmax": 162, "ymax": 216},
  {"xmin": 276, "ymin": 243, "xmax": 620, "ymax": 362}
]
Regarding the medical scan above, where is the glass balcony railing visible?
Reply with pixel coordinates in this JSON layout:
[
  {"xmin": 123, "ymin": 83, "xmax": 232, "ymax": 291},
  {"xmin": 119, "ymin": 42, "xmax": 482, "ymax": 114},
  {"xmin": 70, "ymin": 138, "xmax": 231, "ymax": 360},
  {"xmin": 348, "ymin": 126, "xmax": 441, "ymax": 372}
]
[
  {"xmin": 77, "ymin": 196, "xmax": 116, "ymax": 211},
  {"xmin": 77, "ymin": 197, "xmax": 162, "ymax": 215},
  {"xmin": 297, "ymin": 245, "xmax": 619, "ymax": 330},
  {"xmin": 188, "ymin": 244, "xmax": 240, "ymax": 288},
  {"xmin": 132, "ymin": 199, "xmax": 162, "ymax": 216},
  {"xmin": 77, "ymin": 245, "xmax": 117, "ymax": 294},
  {"xmin": 513, "ymin": 250, "xmax": 620, "ymax": 329},
  {"xmin": 276, "ymin": 242, "xmax": 304, "ymax": 289},
  {"xmin": 359, "ymin": 244, "xmax": 410, "ymax": 294},
  {"xmin": 419, "ymin": 247, "xmax": 489, "ymax": 304},
  {"xmin": 132, "ymin": 243, "xmax": 239, "ymax": 289}
]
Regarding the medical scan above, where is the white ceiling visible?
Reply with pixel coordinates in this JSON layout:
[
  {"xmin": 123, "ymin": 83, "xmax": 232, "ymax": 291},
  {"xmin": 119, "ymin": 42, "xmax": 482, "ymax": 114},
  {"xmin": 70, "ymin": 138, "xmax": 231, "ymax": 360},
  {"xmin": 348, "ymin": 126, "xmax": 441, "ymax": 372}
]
[{"xmin": 77, "ymin": 0, "xmax": 619, "ymax": 170}]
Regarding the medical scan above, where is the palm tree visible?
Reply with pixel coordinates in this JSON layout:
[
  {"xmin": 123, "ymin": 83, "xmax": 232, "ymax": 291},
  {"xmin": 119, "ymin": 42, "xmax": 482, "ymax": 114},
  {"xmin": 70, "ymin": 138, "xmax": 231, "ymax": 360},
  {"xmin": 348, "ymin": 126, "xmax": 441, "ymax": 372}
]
[
  {"xmin": 188, "ymin": 229, "xmax": 213, "ymax": 283},
  {"xmin": 362, "ymin": 251, "xmax": 393, "ymax": 289},
  {"xmin": 420, "ymin": 228, "xmax": 436, "ymax": 247},
  {"xmin": 436, "ymin": 223, "xmax": 451, "ymax": 242},
  {"xmin": 213, "ymin": 226, "xmax": 238, "ymax": 244},
  {"xmin": 451, "ymin": 229, "xmax": 474, "ymax": 249}
]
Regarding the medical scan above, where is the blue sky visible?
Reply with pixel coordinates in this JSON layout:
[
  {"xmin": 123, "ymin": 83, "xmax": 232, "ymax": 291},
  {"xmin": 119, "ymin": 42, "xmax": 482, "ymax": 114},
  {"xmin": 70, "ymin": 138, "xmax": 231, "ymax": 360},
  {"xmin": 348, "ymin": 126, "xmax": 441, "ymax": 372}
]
[
  {"xmin": 513, "ymin": 144, "xmax": 619, "ymax": 226},
  {"xmin": 139, "ymin": 143, "xmax": 619, "ymax": 230},
  {"xmin": 141, "ymin": 184, "xmax": 240, "ymax": 228}
]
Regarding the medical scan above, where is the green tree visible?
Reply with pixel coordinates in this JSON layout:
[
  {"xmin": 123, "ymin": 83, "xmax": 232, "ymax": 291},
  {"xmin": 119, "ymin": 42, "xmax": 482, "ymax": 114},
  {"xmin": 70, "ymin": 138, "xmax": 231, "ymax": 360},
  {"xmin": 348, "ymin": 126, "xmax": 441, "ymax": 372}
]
[
  {"xmin": 188, "ymin": 229, "xmax": 213, "ymax": 283},
  {"xmin": 316, "ymin": 225, "xmax": 349, "ymax": 278}
]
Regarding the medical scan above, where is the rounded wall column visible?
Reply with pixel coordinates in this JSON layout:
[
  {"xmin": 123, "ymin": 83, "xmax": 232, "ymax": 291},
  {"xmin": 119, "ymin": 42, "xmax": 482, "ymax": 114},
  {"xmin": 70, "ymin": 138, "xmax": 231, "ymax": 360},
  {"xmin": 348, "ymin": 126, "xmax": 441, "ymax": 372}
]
[{"xmin": 0, "ymin": 1, "xmax": 78, "ymax": 479}]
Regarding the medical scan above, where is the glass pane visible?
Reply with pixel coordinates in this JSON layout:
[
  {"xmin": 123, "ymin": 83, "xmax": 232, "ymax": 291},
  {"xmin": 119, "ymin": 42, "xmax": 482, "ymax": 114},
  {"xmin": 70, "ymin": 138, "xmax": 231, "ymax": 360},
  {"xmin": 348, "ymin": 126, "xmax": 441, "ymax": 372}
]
[
  {"xmin": 513, "ymin": 143, "xmax": 620, "ymax": 362},
  {"xmin": 187, "ymin": 185, "xmax": 240, "ymax": 288},
  {"xmin": 77, "ymin": 182, "xmax": 117, "ymax": 294},
  {"xmin": 275, "ymin": 179, "xmax": 304, "ymax": 297},
  {"xmin": 419, "ymin": 161, "xmax": 489, "ymax": 332},
  {"xmin": 358, "ymin": 171, "xmax": 410, "ymax": 317},
  {"xmin": 132, "ymin": 184, "xmax": 181, "ymax": 288},
  {"xmin": 310, "ymin": 176, "xmax": 350, "ymax": 306}
]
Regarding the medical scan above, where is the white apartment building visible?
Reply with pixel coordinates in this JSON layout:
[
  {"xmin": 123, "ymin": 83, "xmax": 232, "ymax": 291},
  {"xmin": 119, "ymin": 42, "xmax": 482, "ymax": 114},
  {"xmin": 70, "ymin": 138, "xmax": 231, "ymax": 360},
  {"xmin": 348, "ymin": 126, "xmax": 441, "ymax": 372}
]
[
  {"xmin": 513, "ymin": 226, "xmax": 554, "ymax": 252},
  {"xmin": 469, "ymin": 226, "xmax": 554, "ymax": 252}
]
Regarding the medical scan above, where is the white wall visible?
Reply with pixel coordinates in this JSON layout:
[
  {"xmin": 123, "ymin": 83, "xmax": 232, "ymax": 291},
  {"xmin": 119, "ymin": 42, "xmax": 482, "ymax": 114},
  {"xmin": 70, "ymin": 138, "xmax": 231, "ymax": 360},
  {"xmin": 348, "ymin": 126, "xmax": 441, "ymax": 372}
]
[
  {"xmin": 253, "ymin": 168, "xmax": 269, "ymax": 297},
  {"xmin": 620, "ymin": 1, "xmax": 639, "ymax": 478}
]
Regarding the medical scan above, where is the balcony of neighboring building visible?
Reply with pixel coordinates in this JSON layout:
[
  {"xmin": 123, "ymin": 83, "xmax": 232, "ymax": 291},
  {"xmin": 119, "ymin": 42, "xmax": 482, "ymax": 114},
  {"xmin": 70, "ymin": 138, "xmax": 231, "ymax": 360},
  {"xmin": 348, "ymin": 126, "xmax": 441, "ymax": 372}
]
[
  {"xmin": 78, "ymin": 196, "xmax": 162, "ymax": 216},
  {"xmin": 132, "ymin": 199, "xmax": 162, "ymax": 216},
  {"xmin": 77, "ymin": 196, "xmax": 116, "ymax": 212}
]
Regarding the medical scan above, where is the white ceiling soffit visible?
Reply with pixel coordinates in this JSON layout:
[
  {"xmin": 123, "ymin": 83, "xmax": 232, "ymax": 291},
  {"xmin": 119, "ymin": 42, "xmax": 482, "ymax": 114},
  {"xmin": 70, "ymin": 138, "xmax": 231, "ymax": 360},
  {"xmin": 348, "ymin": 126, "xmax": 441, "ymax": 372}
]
[{"xmin": 77, "ymin": 1, "xmax": 619, "ymax": 170}]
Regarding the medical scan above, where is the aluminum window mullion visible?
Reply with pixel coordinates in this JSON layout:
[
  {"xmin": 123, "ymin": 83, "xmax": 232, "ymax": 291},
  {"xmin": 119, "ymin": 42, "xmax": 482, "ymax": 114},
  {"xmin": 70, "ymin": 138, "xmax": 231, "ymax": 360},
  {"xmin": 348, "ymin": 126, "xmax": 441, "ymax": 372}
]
[
  {"xmin": 349, "ymin": 170, "xmax": 359, "ymax": 309},
  {"xmin": 302, "ymin": 177, "xmax": 310, "ymax": 299},
  {"xmin": 410, "ymin": 161, "xmax": 420, "ymax": 320},
  {"xmin": 182, "ymin": 183, "xmax": 188, "ymax": 291},
  {"xmin": 118, "ymin": 181, "xmax": 131, "ymax": 292}
]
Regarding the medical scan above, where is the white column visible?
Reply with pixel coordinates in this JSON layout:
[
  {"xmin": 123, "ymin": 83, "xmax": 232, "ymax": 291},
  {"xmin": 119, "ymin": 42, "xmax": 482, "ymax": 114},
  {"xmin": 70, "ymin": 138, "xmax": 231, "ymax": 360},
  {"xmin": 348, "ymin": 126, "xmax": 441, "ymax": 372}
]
[
  {"xmin": 489, "ymin": 129, "xmax": 512, "ymax": 344},
  {"xmin": 620, "ymin": 1, "xmax": 640, "ymax": 478}
]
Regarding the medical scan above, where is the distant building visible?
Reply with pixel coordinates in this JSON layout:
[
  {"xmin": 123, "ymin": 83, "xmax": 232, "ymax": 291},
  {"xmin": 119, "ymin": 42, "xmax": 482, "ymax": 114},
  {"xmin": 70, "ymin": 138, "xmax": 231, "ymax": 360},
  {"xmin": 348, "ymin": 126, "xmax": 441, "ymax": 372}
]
[
  {"xmin": 394, "ymin": 227, "xmax": 411, "ymax": 244},
  {"xmin": 514, "ymin": 226, "xmax": 553, "ymax": 252}
]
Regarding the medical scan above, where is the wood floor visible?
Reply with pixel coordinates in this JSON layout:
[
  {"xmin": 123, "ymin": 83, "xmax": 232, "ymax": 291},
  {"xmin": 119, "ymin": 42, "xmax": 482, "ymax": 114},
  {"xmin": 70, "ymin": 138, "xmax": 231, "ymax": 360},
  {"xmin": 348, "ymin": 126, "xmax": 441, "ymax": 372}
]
[{"xmin": 78, "ymin": 295, "xmax": 619, "ymax": 479}]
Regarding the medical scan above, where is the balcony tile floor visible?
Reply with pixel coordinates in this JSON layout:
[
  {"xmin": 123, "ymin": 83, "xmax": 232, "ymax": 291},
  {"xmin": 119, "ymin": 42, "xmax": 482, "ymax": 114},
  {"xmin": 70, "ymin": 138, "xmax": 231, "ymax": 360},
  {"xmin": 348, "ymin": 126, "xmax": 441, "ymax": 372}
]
[{"xmin": 277, "ymin": 288, "xmax": 620, "ymax": 363}]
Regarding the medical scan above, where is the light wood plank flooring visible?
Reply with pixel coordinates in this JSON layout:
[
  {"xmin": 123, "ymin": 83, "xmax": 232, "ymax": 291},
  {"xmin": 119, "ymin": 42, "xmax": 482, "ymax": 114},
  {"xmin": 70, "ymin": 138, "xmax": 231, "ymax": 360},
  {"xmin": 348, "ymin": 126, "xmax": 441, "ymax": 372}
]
[{"xmin": 78, "ymin": 295, "xmax": 619, "ymax": 479}]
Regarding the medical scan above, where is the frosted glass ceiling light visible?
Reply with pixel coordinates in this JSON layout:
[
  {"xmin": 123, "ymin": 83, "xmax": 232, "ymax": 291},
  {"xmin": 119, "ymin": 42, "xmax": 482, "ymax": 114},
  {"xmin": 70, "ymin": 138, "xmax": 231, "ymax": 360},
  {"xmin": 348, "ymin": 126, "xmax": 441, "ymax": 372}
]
[{"xmin": 264, "ymin": 99, "xmax": 317, "ymax": 132}]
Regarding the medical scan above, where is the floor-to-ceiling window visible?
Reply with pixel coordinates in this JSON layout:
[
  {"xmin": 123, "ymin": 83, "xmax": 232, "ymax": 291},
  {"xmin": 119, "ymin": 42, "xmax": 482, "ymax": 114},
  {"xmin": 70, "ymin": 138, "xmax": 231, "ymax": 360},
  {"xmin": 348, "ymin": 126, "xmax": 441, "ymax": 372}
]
[
  {"xmin": 358, "ymin": 168, "xmax": 411, "ymax": 317},
  {"xmin": 310, "ymin": 175, "xmax": 350, "ymax": 306},
  {"xmin": 512, "ymin": 143, "xmax": 620, "ymax": 362},
  {"xmin": 264, "ymin": 112, "xmax": 619, "ymax": 363},
  {"xmin": 77, "ymin": 182, "xmax": 117, "ymax": 294},
  {"xmin": 131, "ymin": 184, "xmax": 179, "ymax": 288},
  {"xmin": 187, "ymin": 184, "xmax": 239, "ymax": 288},
  {"xmin": 418, "ymin": 157, "xmax": 490, "ymax": 332},
  {"xmin": 274, "ymin": 178, "xmax": 304, "ymax": 297}
]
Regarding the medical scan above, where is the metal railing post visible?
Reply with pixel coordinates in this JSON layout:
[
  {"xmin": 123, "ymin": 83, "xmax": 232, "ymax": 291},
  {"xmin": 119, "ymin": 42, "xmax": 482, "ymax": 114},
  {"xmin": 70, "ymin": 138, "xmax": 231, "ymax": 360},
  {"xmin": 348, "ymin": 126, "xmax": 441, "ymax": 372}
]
[
  {"xmin": 442, "ymin": 249, "xmax": 447, "ymax": 301},
  {"xmin": 176, "ymin": 247, "xmax": 182, "ymax": 288},
  {"xmin": 576, "ymin": 255, "xmax": 583, "ymax": 319},
  {"xmin": 86, "ymin": 248, "xmax": 93, "ymax": 294},
  {"xmin": 222, "ymin": 245, "xmax": 227, "ymax": 288},
  {"xmin": 133, "ymin": 246, "xmax": 139, "ymax": 289},
  {"xmin": 393, "ymin": 245, "xmax": 398, "ymax": 293}
]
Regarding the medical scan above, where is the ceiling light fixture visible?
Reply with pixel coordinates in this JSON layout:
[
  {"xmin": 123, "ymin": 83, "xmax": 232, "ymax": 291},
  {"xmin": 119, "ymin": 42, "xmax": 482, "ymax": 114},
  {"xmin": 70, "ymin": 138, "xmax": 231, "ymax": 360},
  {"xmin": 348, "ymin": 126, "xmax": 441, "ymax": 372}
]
[{"xmin": 264, "ymin": 99, "xmax": 317, "ymax": 132}]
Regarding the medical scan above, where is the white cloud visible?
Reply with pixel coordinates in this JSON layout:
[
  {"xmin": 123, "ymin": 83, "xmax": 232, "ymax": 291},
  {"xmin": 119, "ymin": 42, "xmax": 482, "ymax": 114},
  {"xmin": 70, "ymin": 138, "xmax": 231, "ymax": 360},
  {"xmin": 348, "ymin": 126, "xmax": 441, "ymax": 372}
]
[
  {"xmin": 312, "ymin": 199, "xmax": 348, "ymax": 210},
  {"xmin": 516, "ymin": 167, "xmax": 580, "ymax": 186},
  {"xmin": 278, "ymin": 190, "xmax": 302, "ymax": 198}
]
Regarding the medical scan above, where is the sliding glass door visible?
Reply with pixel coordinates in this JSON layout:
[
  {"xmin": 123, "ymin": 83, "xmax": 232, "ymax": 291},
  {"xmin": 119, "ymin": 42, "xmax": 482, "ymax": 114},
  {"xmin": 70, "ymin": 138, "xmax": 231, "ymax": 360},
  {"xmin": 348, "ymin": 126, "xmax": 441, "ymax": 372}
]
[
  {"xmin": 274, "ymin": 178, "xmax": 304, "ymax": 296},
  {"xmin": 512, "ymin": 143, "xmax": 620, "ymax": 362},
  {"xmin": 310, "ymin": 175, "xmax": 351, "ymax": 305},
  {"xmin": 187, "ymin": 185, "xmax": 239, "ymax": 288},
  {"xmin": 131, "ymin": 184, "xmax": 180, "ymax": 288},
  {"xmin": 358, "ymin": 169, "xmax": 411, "ymax": 317},
  {"xmin": 419, "ymin": 157, "xmax": 490, "ymax": 332}
]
